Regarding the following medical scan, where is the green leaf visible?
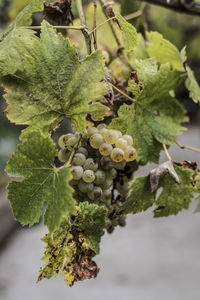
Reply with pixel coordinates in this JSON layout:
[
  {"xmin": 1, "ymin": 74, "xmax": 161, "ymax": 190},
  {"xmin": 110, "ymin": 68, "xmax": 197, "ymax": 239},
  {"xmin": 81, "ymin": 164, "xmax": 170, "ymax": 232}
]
[
  {"xmin": 194, "ymin": 174, "xmax": 200, "ymax": 212},
  {"xmin": 146, "ymin": 31, "xmax": 185, "ymax": 72},
  {"xmin": 75, "ymin": 202, "xmax": 107, "ymax": 254},
  {"xmin": 127, "ymin": 33, "xmax": 149, "ymax": 69},
  {"xmin": 122, "ymin": 175, "xmax": 155, "ymax": 214},
  {"xmin": 38, "ymin": 202, "xmax": 107, "ymax": 286},
  {"xmin": 185, "ymin": 66, "xmax": 200, "ymax": 103},
  {"xmin": 6, "ymin": 130, "xmax": 76, "ymax": 233},
  {"xmin": 0, "ymin": 28, "xmax": 37, "ymax": 76},
  {"xmin": 2, "ymin": 21, "xmax": 107, "ymax": 133},
  {"xmin": 128, "ymin": 58, "xmax": 182, "ymax": 105},
  {"xmin": 154, "ymin": 165, "xmax": 195, "ymax": 217},
  {"xmin": 109, "ymin": 97, "xmax": 187, "ymax": 164},
  {"xmin": 116, "ymin": 13, "xmax": 137, "ymax": 51},
  {"xmin": 0, "ymin": 0, "xmax": 49, "ymax": 39}
]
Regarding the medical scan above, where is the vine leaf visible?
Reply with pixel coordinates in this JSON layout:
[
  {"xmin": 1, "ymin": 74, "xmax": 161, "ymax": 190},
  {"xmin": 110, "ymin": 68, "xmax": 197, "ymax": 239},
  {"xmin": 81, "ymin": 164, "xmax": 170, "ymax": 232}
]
[
  {"xmin": 154, "ymin": 165, "xmax": 197, "ymax": 217},
  {"xmin": 0, "ymin": 28, "xmax": 37, "ymax": 76},
  {"xmin": 6, "ymin": 130, "xmax": 76, "ymax": 233},
  {"xmin": 38, "ymin": 202, "xmax": 107, "ymax": 286},
  {"xmin": 128, "ymin": 58, "xmax": 182, "ymax": 105},
  {"xmin": 116, "ymin": 13, "xmax": 137, "ymax": 51},
  {"xmin": 122, "ymin": 175, "xmax": 156, "ymax": 214},
  {"xmin": 0, "ymin": 0, "xmax": 52, "ymax": 40},
  {"xmin": 1, "ymin": 21, "xmax": 108, "ymax": 133},
  {"xmin": 150, "ymin": 161, "xmax": 180, "ymax": 192},
  {"xmin": 185, "ymin": 66, "xmax": 200, "ymax": 103},
  {"xmin": 109, "ymin": 96, "xmax": 187, "ymax": 164},
  {"xmin": 146, "ymin": 31, "xmax": 185, "ymax": 72}
]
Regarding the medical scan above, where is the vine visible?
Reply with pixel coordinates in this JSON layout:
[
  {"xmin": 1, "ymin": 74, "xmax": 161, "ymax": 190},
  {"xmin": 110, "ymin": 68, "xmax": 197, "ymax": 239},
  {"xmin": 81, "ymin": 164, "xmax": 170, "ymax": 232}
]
[{"xmin": 0, "ymin": 0, "xmax": 200, "ymax": 286}]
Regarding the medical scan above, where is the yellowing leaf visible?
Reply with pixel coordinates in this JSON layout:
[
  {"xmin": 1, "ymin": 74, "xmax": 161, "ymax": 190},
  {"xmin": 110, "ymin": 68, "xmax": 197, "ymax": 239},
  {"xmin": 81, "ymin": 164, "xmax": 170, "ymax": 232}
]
[
  {"xmin": 109, "ymin": 96, "xmax": 187, "ymax": 164},
  {"xmin": 2, "ymin": 21, "xmax": 108, "ymax": 133},
  {"xmin": 185, "ymin": 66, "xmax": 200, "ymax": 103},
  {"xmin": 116, "ymin": 13, "xmax": 137, "ymax": 51},
  {"xmin": 146, "ymin": 31, "xmax": 185, "ymax": 72},
  {"xmin": 6, "ymin": 130, "xmax": 76, "ymax": 233}
]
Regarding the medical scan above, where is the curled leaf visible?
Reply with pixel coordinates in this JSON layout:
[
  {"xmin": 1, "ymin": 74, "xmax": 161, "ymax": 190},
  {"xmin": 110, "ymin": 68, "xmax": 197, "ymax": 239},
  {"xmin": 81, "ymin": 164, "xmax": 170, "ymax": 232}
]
[{"xmin": 150, "ymin": 161, "xmax": 180, "ymax": 192}]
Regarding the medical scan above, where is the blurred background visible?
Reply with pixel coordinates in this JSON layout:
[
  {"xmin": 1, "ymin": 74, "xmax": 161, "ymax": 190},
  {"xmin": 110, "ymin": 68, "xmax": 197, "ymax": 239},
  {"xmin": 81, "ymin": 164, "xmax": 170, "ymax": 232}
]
[{"xmin": 0, "ymin": 0, "xmax": 200, "ymax": 299}]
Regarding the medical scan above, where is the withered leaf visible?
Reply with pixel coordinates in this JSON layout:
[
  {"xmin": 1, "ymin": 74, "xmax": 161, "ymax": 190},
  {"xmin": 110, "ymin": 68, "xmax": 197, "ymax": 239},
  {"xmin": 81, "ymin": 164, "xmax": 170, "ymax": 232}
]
[
  {"xmin": 150, "ymin": 161, "xmax": 180, "ymax": 192},
  {"xmin": 44, "ymin": 0, "xmax": 73, "ymax": 26},
  {"xmin": 175, "ymin": 160, "xmax": 200, "ymax": 180}
]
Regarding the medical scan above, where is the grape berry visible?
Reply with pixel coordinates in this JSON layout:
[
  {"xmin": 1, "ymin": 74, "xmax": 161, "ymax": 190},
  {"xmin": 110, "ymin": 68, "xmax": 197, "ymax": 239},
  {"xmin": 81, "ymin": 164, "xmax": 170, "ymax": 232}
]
[{"xmin": 58, "ymin": 125, "xmax": 137, "ymax": 233}]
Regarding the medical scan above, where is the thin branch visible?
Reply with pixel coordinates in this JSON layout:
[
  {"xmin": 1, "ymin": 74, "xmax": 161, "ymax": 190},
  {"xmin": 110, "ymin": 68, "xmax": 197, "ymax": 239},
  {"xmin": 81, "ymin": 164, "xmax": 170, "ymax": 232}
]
[
  {"xmin": 138, "ymin": 0, "xmax": 200, "ymax": 17},
  {"xmin": 16, "ymin": 25, "xmax": 85, "ymax": 30},
  {"xmin": 175, "ymin": 140, "xmax": 200, "ymax": 153},
  {"xmin": 109, "ymin": 82, "xmax": 136, "ymax": 103},
  {"xmin": 124, "ymin": 10, "xmax": 142, "ymax": 20},
  {"xmin": 89, "ymin": 17, "xmax": 115, "ymax": 35},
  {"xmin": 163, "ymin": 144, "xmax": 172, "ymax": 161},
  {"xmin": 75, "ymin": 0, "xmax": 92, "ymax": 54},
  {"xmin": 92, "ymin": 0, "xmax": 98, "ymax": 50},
  {"xmin": 99, "ymin": 0, "xmax": 122, "ymax": 48}
]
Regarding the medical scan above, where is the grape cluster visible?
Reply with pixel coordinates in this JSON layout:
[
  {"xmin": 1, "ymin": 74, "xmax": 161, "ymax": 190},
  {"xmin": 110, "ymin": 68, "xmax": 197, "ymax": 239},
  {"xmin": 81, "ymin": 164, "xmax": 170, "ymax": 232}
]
[{"xmin": 58, "ymin": 124, "xmax": 137, "ymax": 233}]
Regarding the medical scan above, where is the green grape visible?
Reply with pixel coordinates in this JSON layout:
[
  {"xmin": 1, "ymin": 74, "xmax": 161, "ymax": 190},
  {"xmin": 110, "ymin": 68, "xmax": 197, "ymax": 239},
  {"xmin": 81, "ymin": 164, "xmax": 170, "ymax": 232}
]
[
  {"xmin": 111, "ymin": 219, "xmax": 118, "ymax": 227},
  {"xmin": 72, "ymin": 153, "xmax": 86, "ymax": 166},
  {"xmin": 87, "ymin": 127, "xmax": 98, "ymax": 138},
  {"xmin": 102, "ymin": 189, "xmax": 112, "ymax": 201},
  {"xmin": 78, "ymin": 180, "xmax": 94, "ymax": 194},
  {"xmin": 58, "ymin": 147, "xmax": 70, "ymax": 162},
  {"xmin": 82, "ymin": 170, "xmax": 95, "ymax": 183},
  {"xmin": 83, "ymin": 158, "xmax": 98, "ymax": 171},
  {"xmin": 115, "ymin": 138, "xmax": 127, "ymax": 150},
  {"xmin": 113, "ymin": 160, "xmax": 126, "ymax": 170},
  {"xmin": 66, "ymin": 136, "xmax": 79, "ymax": 149},
  {"xmin": 118, "ymin": 215, "xmax": 126, "ymax": 227},
  {"xmin": 58, "ymin": 133, "xmax": 74, "ymax": 148},
  {"xmin": 103, "ymin": 129, "xmax": 119, "ymax": 144},
  {"xmin": 122, "ymin": 135, "xmax": 133, "ymax": 146},
  {"xmin": 77, "ymin": 147, "xmax": 88, "ymax": 157},
  {"xmin": 90, "ymin": 133, "xmax": 104, "ymax": 149},
  {"xmin": 88, "ymin": 186, "xmax": 103, "ymax": 200},
  {"xmin": 110, "ymin": 148, "xmax": 124, "ymax": 162},
  {"xmin": 109, "ymin": 168, "xmax": 117, "ymax": 179},
  {"xmin": 99, "ymin": 143, "xmax": 113, "ymax": 156},
  {"xmin": 124, "ymin": 146, "xmax": 137, "ymax": 162},
  {"xmin": 100, "ymin": 178, "xmax": 113, "ymax": 190},
  {"xmin": 99, "ymin": 127, "xmax": 108, "ymax": 136},
  {"xmin": 97, "ymin": 123, "xmax": 107, "ymax": 131},
  {"xmin": 71, "ymin": 166, "xmax": 83, "ymax": 180},
  {"xmin": 116, "ymin": 181, "xmax": 129, "ymax": 195},
  {"xmin": 100, "ymin": 156, "xmax": 113, "ymax": 170},
  {"xmin": 94, "ymin": 170, "xmax": 106, "ymax": 185}
]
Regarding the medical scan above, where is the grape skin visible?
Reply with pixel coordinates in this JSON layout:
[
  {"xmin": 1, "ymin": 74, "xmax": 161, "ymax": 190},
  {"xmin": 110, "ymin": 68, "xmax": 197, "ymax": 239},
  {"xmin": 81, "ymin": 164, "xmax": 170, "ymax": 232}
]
[
  {"xmin": 58, "ymin": 147, "xmax": 70, "ymax": 162},
  {"xmin": 82, "ymin": 170, "xmax": 95, "ymax": 183},
  {"xmin": 87, "ymin": 127, "xmax": 98, "ymax": 138},
  {"xmin": 99, "ymin": 143, "xmax": 113, "ymax": 156},
  {"xmin": 124, "ymin": 146, "xmax": 137, "ymax": 162},
  {"xmin": 88, "ymin": 186, "xmax": 103, "ymax": 200},
  {"xmin": 78, "ymin": 180, "xmax": 94, "ymax": 193},
  {"xmin": 115, "ymin": 138, "xmax": 127, "ymax": 150},
  {"xmin": 71, "ymin": 166, "xmax": 83, "ymax": 180},
  {"xmin": 83, "ymin": 158, "xmax": 98, "ymax": 171},
  {"xmin": 122, "ymin": 135, "xmax": 133, "ymax": 146},
  {"xmin": 103, "ymin": 129, "xmax": 119, "ymax": 144},
  {"xmin": 94, "ymin": 170, "xmax": 106, "ymax": 185},
  {"xmin": 77, "ymin": 147, "xmax": 88, "ymax": 157},
  {"xmin": 58, "ymin": 133, "xmax": 74, "ymax": 148},
  {"xmin": 72, "ymin": 153, "xmax": 86, "ymax": 166},
  {"xmin": 110, "ymin": 148, "xmax": 124, "ymax": 162},
  {"xmin": 90, "ymin": 133, "xmax": 104, "ymax": 149}
]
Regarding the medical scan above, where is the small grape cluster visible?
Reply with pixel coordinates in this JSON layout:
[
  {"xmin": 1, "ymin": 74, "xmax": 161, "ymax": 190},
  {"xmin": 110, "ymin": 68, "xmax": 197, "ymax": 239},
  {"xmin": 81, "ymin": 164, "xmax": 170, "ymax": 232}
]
[{"xmin": 58, "ymin": 124, "xmax": 137, "ymax": 233}]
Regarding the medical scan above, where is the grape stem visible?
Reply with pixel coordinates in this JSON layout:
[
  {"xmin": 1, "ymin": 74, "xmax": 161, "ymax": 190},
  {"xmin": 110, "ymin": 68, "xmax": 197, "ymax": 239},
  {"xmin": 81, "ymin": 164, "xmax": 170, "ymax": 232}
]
[
  {"xmin": 75, "ymin": 0, "xmax": 92, "ymax": 54},
  {"xmin": 109, "ymin": 82, "xmax": 136, "ymax": 103},
  {"xmin": 67, "ymin": 134, "xmax": 83, "ymax": 167},
  {"xmin": 175, "ymin": 140, "xmax": 200, "ymax": 153},
  {"xmin": 162, "ymin": 144, "xmax": 172, "ymax": 162},
  {"xmin": 16, "ymin": 25, "xmax": 85, "ymax": 30}
]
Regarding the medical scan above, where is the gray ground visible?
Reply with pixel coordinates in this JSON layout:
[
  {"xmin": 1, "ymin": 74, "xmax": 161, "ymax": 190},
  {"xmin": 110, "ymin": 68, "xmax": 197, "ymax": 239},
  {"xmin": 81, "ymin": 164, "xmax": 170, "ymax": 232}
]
[{"xmin": 0, "ymin": 125, "xmax": 199, "ymax": 300}]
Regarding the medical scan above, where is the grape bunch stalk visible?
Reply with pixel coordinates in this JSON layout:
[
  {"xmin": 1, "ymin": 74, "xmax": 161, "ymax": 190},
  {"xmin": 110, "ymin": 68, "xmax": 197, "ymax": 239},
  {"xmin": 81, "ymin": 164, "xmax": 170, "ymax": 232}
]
[{"xmin": 58, "ymin": 124, "xmax": 137, "ymax": 233}]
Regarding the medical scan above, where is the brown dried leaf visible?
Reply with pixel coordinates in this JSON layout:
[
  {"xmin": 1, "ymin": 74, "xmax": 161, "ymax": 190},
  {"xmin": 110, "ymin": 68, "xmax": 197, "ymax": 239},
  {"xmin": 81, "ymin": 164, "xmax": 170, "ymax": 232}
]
[
  {"xmin": 175, "ymin": 160, "xmax": 200, "ymax": 180},
  {"xmin": 150, "ymin": 161, "xmax": 180, "ymax": 192},
  {"xmin": 44, "ymin": 0, "xmax": 73, "ymax": 26}
]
